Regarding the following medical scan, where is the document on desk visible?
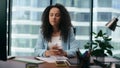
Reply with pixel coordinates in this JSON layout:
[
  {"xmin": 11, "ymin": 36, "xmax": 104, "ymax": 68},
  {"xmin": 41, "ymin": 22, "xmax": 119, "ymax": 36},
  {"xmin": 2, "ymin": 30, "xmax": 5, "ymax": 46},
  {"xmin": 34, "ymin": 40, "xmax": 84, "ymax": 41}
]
[
  {"xmin": 13, "ymin": 57, "xmax": 44, "ymax": 64},
  {"xmin": 35, "ymin": 56, "xmax": 68, "ymax": 63}
]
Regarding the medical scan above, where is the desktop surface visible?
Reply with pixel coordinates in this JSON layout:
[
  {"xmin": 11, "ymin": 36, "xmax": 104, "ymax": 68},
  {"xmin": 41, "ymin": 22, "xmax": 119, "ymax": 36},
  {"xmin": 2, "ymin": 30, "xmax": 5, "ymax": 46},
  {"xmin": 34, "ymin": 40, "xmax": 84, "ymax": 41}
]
[
  {"xmin": 0, "ymin": 56, "xmax": 69, "ymax": 68},
  {"xmin": 0, "ymin": 56, "xmax": 119, "ymax": 68}
]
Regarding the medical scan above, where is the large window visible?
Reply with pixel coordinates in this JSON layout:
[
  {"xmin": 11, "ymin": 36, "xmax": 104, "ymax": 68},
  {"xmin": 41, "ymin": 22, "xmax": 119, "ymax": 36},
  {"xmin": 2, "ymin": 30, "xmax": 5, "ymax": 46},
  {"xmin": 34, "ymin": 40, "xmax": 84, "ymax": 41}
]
[
  {"xmin": 98, "ymin": 0, "xmax": 112, "ymax": 7},
  {"xmin": 10, "ymin": 0, "xmax": 90, "ymax": 56},
  {"xmin": 93, "ymin": 0, "xmax": 120, "ymax": 57},
  {"xmin": 9, "ymin": 0, "xmax": 120, "ymax": 58},
  {"xmin": 10, "ymin": 0, "xmax": 50, "ymax": 56},
  {"xmin": 97, "ymin": 12, "xmax": 111, "ymax": 21}
]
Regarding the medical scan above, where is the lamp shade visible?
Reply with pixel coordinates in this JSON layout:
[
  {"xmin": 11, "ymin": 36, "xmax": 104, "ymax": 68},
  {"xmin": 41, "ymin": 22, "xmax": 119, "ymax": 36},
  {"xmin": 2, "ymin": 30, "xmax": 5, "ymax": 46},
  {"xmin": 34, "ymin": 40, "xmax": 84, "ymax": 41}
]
[{"xmin": 106, "ymin": 17, "xmax": 118, "ymax": 31}]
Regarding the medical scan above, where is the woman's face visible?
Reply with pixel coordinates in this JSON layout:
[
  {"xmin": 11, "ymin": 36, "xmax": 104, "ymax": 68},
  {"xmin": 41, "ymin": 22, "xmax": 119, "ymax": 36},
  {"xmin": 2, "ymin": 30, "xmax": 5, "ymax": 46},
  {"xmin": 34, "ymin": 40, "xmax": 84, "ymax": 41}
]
[{"xmin": 49, "ymin": 7, "xmax": 61, "ymax": 27}]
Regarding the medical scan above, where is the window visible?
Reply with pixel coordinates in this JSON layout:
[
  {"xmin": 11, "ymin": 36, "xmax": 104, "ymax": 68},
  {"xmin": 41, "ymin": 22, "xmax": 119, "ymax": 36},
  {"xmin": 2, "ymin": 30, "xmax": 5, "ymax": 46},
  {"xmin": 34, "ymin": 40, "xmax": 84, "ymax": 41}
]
[
  {"xmin": 35, "ymin": 0, "xmax": 50, "ymax": 7},
  {"xmin": 12, "ymin": 11, "xmax": 30, "ymax": 20},
  {"xmin": 98, "ymin": 0, "xmax": 112, "ymax": 7},
  {"xmin": 13, "ymin": 0, "xmax": 31, "ymax": 6},
  {"xmin": 75, "ymin": 26, "xmax": 89, "ymax": 35},
  {"xmin": 10, "ymin": 0, "xmax": 50, "ymax": 56},
  {"xmin": 76, "ymin": 13, "xmax": 90, "ymax": 22},
  {"xmin": 75, "ymin": 0, "xmax": 90, "ymax": 8},
  {"xmin": 31, "ymin": 12, "xmax": 42, "ymax": 21},
  {"xmin": 9, "ymin": 0, "xmax": 120, "ymax": 58},
  {"xmin": 93, "ymin": 0, "xmax": 120, "ymax": 58},
  {"xmin": 113, "ymin": 0, "xmax": 120, "ymax": 9},
  {"xmin": 97, "ymin": 12, "xmax": 111, "ymax": 21}
]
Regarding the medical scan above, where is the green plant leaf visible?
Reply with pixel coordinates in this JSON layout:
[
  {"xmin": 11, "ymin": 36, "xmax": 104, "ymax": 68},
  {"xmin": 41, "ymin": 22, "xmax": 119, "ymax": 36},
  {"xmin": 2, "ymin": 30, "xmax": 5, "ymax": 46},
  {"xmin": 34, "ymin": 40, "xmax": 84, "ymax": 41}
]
[
  {"xmin": 107, "ymin": 50, "xmax": 113, "ymax": 56},
  {"xmin": 84, "ymin": 45, "xmax": 90, "ymax": 49},
  {"xmin": 99, "ymin": 42, "xmax": 106, "ymax": 49},
  {"xmin": 104, "ymin": 37, "xmax": 112, "ymax": 41},
  {"xmin": 97, "ymin": 30, "xmax": 103, "ymax": 37},
  {"xmin": 95, "ymin": 40, "xmax": 101, "ymax": 43},
  {"xmin": 106, "ymin": 44, "xmax": 114, "ymax": 49},
  {"xmin": 84, "ymin": 42, "xmax": 90, "ymax": 49},
  {"xmin": 92, "ymin": 32, "xmax": 96, "ymax": 35},
  {"xmin": 92, "ymin": 45, "xmax": 98, "ymax": 50},
  {"xmin": 91, "ymin": 49, "xmax": 104, "ymax": 56}
]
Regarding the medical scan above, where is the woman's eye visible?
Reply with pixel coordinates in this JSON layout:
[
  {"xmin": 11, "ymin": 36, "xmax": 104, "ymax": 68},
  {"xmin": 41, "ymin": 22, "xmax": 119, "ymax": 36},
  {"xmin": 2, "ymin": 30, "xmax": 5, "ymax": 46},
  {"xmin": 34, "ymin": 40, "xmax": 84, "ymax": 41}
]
[
  {"xmin": 49, "ymin": 13, "xmax": 60, "ymax": 17},
  {"xmin": 55, "ymin": 14, "xmax": 60, "ymax": 17},
  {"xmin": 50, "ymin": 14, "xmax": 53, "ymax": 16}
]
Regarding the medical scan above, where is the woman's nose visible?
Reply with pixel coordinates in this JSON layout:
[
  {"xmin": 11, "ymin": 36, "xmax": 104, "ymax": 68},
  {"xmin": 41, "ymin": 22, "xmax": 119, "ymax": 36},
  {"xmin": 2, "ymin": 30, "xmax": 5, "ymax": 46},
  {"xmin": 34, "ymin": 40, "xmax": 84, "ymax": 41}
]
[{"xmin": 52, "ymin": 15, "xmax": 56, "ymax": 18}]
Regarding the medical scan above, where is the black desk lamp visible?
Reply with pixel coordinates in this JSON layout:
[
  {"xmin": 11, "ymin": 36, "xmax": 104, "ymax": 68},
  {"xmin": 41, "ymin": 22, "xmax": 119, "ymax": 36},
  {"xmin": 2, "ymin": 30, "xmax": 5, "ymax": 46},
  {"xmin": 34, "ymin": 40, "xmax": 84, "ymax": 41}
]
[{"xmin": 106, "ymin": 17, "xmax": 120, "ymax": 31}]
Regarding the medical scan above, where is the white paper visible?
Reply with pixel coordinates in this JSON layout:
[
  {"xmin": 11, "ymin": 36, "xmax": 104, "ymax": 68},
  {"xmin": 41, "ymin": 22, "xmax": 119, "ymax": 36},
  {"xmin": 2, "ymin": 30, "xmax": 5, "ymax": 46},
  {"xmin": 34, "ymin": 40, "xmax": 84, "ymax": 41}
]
[
  {"xmin": 13, "ymin": 57, "xmax": 44, "ymax": 64},
  {"xmin": 35, "ymin": 56, "xmax": 68, "ymax": 63}
]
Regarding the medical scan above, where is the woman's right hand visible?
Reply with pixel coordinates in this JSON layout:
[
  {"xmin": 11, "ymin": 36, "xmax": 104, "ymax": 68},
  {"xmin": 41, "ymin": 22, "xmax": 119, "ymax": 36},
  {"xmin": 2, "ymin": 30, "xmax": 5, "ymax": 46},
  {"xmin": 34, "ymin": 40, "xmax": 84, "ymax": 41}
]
[
  {"xmin": 45, "ymin": 44, "xmax": 66, "ymax": 57},
  {"xmin": 45, "ymin": 49, "xmax": 60, "ymax": 57}
]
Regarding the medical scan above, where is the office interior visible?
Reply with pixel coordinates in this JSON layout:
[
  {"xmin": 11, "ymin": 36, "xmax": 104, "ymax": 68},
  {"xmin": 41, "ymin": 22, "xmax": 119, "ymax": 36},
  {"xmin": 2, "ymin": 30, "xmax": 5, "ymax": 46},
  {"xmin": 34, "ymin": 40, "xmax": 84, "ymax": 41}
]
[{"xmin": 1, "ymin": 0, "xmax": 120, "ymax": 59}]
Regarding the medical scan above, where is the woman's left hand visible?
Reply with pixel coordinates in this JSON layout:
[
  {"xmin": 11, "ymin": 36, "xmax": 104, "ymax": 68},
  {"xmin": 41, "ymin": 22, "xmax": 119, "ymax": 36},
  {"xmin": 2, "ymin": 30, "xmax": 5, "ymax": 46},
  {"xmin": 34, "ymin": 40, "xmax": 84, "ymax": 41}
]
[
  {"xmin": 50, "ymin": 45, "xmax": 67, "ymax": 56},
  {"xmin": 57, "ymin": 49, "xmax": 67, "ymax": 56}
]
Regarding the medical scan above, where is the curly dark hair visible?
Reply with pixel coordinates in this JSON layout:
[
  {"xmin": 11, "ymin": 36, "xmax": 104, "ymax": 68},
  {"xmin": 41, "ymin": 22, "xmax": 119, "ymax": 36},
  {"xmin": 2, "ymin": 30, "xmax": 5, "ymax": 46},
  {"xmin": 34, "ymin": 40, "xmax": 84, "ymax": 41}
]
[{"xmin": 41, "ymin": 3, "xmax": 72, "ymax": 42}]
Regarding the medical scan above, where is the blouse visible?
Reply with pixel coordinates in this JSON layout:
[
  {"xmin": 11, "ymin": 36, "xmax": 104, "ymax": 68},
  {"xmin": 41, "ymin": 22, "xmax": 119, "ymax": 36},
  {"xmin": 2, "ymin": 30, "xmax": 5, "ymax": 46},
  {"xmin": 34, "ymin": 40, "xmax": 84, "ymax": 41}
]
[{"xmin": 34, "ymin": 28, "xmax": 79, "ymax": 58}]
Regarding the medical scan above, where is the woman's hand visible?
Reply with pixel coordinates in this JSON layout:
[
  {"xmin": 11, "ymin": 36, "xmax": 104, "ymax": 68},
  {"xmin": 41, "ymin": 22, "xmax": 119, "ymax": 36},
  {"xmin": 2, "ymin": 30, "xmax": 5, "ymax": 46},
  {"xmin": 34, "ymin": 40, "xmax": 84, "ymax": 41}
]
[
  {"xmin": 45, "ymin": 49, "xmax": 59, "ymax": 57},
  {"xmin": 45, "ymin": 45, "xmax": 67, "ymax": 57}
]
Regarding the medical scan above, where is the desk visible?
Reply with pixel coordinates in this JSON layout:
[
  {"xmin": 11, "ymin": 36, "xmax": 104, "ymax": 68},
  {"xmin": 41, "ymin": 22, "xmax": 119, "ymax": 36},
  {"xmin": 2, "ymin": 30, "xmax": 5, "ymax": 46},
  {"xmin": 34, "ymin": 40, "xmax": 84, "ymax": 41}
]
[
  {"xmin": 0, "ymin": 57, "xmax": 70, "ymax": 68},
  {"xmin": 0, "ymin": 57, "xmax": 119, "ymax": 68}
]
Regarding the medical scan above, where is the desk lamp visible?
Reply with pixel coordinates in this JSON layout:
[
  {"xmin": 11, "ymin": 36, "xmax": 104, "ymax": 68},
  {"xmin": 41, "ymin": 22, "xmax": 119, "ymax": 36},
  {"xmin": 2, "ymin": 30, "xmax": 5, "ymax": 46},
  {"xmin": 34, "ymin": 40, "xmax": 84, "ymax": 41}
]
[{"xmin": 106, "ymin": 17, "xmax": 120, "ymax": 31}]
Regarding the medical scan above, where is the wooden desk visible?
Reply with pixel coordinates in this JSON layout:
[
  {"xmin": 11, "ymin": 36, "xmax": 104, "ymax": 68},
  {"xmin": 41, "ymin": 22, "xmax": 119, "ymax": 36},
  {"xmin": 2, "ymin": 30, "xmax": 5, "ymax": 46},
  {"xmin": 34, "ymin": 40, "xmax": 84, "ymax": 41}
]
[
  {"xmin": 0, "ymin": 57, "xmax": 70, "ymax": 68},
  {"xmin": 0, "ymin": 56, "xmax": 119, "ymax": 68}
]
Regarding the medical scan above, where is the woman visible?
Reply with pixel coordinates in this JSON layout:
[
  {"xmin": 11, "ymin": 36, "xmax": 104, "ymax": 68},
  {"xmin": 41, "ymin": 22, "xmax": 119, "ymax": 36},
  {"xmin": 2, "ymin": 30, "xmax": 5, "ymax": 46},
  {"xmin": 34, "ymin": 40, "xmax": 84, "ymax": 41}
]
[{"xmin": 34, "ymin": 3, "xmax": 78, "ymax": 58}]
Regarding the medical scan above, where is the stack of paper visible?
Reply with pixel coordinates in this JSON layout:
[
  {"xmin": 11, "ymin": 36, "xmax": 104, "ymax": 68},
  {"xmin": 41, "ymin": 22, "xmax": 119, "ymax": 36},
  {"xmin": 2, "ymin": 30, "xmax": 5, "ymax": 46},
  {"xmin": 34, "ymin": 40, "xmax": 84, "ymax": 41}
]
[
  {"xmin": 35, "ymin": 56, "xmax": 68, "ymax": 63},
  {"xmin": 13, "ymin": 57, "xmax": 44, "ymax": 64}
]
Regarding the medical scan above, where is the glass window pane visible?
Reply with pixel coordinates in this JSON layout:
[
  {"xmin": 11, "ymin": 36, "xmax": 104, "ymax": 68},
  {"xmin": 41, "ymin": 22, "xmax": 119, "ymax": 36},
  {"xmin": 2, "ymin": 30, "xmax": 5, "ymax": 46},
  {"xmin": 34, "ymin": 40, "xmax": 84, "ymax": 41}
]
[
  {"xmin": 75, "ymin": 26, "xmax": 89, "ymax": 35},
  {"xmin": 98, "ymin": 0, "xmax": 112, "ymax": 7},
  {"xmin": 13, "ymin": 0, "xmax": 31, "ymax": 6},
  {"xmin": 75, "ymin": 13, "xmax": 90, "ymax": 22},
  {"xmin": 97, "ymin": 12, "xmax": 112, "ymax": 21},
  {"xmin": 12, "ymin": 11, "xmax": 30, "ymax": 20},
  {"xmin": 75, "ymin": 0, "xmax": 90, "ymax": 8},
  {"xmin": 31, "ymin": 12, "xmax": 42, "ymax": 21},
  {"xmin": 93, "ymin": 0, "xmax": 120, "ymax": 58},
  {"xmin": 11, "ymin": 0, "xmax": 50, "ymax": 56},
  {"xmin": 31, "ymin": 0, "xmax": 50, "ymax": 7}
]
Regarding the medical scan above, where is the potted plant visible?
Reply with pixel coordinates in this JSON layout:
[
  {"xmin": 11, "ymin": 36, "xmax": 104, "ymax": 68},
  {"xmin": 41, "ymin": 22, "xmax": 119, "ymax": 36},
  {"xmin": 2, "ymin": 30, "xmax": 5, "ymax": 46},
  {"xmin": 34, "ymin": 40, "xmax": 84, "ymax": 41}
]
[{"xmin": 84, "ymin": 30, "xmax": 114, "ymax": 57}]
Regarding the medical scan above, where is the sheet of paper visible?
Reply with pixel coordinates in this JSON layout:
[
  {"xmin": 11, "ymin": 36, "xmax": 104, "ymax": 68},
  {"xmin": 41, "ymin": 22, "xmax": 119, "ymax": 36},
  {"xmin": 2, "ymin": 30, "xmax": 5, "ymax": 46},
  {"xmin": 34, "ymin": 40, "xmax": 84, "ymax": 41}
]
[
  {"xmin": 13, "ymin": 57, "xmax": 44, "ymax": 64},
  {"xmin": 35, "ymin": 56, "xmax": 68, "ymax": 63}
]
